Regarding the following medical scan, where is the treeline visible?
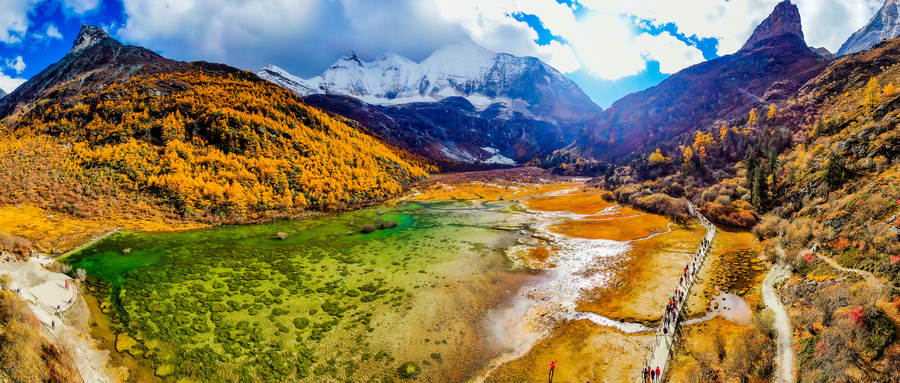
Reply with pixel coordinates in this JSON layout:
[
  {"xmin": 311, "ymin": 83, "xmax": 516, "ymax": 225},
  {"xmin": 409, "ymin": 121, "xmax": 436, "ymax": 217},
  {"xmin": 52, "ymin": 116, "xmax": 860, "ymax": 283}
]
[{"xmin": 6, "ymin": 71, "xmax": 432, "ymax": 220}]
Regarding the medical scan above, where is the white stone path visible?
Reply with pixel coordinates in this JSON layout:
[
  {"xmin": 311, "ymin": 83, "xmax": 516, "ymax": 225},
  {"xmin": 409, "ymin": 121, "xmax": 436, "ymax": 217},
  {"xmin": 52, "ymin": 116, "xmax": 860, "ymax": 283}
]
[
  {"xmin": 0, "ymin": 253, "xmax": 110, "ymax": 383},
  {"xmin": 635, "ymin": 205, "xmax": 716, "ymax": 383}
]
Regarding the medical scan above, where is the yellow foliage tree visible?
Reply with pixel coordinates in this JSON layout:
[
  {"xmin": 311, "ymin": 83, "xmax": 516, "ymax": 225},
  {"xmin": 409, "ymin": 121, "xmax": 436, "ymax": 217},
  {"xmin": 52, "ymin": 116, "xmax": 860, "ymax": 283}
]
[
  {"xmin": 719, "ymin": 124, "xmax": 728, "ymax": 141},
  {"xmin": 648, "ymin": 148, "xmax": 670, "ymax": 164},
  {"xmin": 884, "ymin": 82, "xmax": 897, "ymax": 97},
  {"xmin": 866, "ymin": 77, "xmax": 882, "ymax": 107},
  {"xmin": 767, "ymin": 104, "xmax": 777, "ymax": 121},
  {"xmin": 748, "ymin": 108, "xmax": 757, "ymax": 125},
  {"xmin": 681, "ymin": 146, "xmax": 694, "ymax": 170},
  {"xmin": 692, "ymin": 131, "xmax": 715, "ymax": 160}
]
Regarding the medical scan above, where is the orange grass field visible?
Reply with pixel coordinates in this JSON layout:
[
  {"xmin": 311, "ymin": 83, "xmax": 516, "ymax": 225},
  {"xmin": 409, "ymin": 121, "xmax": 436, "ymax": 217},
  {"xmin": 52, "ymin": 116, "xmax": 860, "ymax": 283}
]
[
  {"xmin": 409, "ymin": 181, "xmax": 581, "ymax": 203},
  {"xmin": 0, "ymin": 204, "xmax": 204, "ymax": 254},
  {"xmin": 548, "ymin": 213, "xmax": 672, "ymax": 242},
  {"xmin": 524, "ymin": 191, "xmax": 614, "ymax": 215},
  {"xmin": 484, "ymin": 319, "xmax": 653, "ymax": 383}
]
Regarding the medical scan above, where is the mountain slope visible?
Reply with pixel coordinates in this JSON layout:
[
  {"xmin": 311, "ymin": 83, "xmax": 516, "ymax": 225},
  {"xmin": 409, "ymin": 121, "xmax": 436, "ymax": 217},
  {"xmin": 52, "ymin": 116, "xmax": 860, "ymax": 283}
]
[
  {"xmin": 0, "ymin": 88, "xmax": 6, "ymax": 99},
  {"xmin": 302, "ymin": 93, "xmax": 572, "ymax": 169},
  {"xmin": 579, "ymin": 0, "xmax": 830, "ymax": 162},
  {"xmin": 259, "ymin": 42, "xmax": 601, "ymax": 122},
  {"xmin": 0, "ymin": 25, "xmax": 190, "ymax": 120},
  {"xmin": 837, "ymin": 0, "xmax": 900, "ymax": 56},
  {"xmin": 0, "ymin": 25, "xmax": 430, "ymax": 223}
]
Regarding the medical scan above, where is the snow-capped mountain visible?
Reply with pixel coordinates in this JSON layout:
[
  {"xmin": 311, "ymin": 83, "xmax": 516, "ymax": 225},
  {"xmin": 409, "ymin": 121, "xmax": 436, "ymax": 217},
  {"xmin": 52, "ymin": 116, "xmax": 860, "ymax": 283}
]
[
  {"xmin": 0, "ymin": 88, "xmax": 6, "ymax": 99},
  {"xmin": 258, "ymin": 41, "xmax": 601, "ymax": 122},
  {"xmin": 837, "ymin": 0, "xmax": 900, "ymax": 56}
]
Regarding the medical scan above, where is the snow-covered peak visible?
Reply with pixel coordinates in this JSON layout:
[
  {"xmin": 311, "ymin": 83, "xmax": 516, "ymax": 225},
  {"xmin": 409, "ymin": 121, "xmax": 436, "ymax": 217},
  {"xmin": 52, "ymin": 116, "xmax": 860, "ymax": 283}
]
[
  {"xmin": 837, "ymin": 0, "xmax": 900, "ymax": 56},
  {"xmin": 257, "ymin": 64, "xmax": 318, "ymax": 96},
  {"xmin": 257, "ymin": 41, "xmax": 601, "ymax": 121}
]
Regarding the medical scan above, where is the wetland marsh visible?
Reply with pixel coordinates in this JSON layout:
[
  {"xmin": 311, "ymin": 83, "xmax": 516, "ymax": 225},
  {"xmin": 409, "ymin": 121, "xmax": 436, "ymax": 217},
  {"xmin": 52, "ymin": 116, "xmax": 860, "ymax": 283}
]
[{"xmin": 64, "ymin": 181, "xmax": 758, "ymax": 382}]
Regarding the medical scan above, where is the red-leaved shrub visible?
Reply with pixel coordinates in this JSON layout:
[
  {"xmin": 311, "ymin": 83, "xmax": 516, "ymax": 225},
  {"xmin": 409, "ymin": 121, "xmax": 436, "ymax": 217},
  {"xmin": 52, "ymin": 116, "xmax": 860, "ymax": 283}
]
[{"xmin": 850, "ymin": 305, "xmax": 866, "ymax": 327}]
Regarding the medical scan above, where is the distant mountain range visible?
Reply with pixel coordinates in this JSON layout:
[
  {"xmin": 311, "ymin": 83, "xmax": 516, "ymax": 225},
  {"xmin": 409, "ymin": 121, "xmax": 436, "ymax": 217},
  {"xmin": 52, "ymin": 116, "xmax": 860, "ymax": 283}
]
[
  {"xmin": 259, "ymin": 41, "xmax": 600, "ymax": 122},
  {"xmin": 259, "ymin": 42, "xmax": 601, "ymax": 168},
  {"xmin": 838, "ymin": 0, "xmax": 900, "ymax": 56}
]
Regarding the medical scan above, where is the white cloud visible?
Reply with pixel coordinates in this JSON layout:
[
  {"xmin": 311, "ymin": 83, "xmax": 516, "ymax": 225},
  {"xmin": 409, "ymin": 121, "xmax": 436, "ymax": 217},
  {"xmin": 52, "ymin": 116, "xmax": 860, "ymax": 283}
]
[
  {"xmin": 579, "ymin": 0, "xmax": 884, "ymax": 55},
  {"xmin": 796, "ymin": 0, "xmax": 883, "ymax": 52},
  {"xmin": 569, "ymin": 12, "xmax": 646, "ymax": 79},
  {"xmin": 46, "ymin": 24, "xmax": 63, "ymax": 39},
  {"xmin": 110, "ymin": 0, "xmax": 887, "ymax": 85},
  {"xmin": 0, "ymin": 0, "xmax": 38, "ymax": 44},
  {"xmin": 61, "ymin": 0, "xmax": 100, "ymax": 14},
  {"xmin": 118, "ymin": 0, "xmax": 468, "ymax": 77},
  {"xmin": 635, "ymin": 33, "xmax": 705, "ymax": 74},
  {"xmin": 4, "ymin": 55, "xmax": 25, "ymax": 73},
  {"xmin": 0, "ymin": 72, "xmax": 26, "ymax": 94}
]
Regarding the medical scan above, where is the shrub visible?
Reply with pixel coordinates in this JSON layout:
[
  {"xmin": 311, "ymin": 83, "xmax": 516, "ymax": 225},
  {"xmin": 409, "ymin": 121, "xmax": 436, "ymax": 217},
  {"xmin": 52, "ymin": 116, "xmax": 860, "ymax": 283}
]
[
  {"xmin": 292, "ymin": 317, "xmax": 310, "ymax": 329},
  {"xmin": 360, "ymin": 225, "xmax": 376, "ymax": 233},
  {"xmin": 850, "ymin": 305, "xmax": 865, "ymax": 327},
  {"xmin": 396, "ymin": 362, "xmax": 420, "ymax": 379}
]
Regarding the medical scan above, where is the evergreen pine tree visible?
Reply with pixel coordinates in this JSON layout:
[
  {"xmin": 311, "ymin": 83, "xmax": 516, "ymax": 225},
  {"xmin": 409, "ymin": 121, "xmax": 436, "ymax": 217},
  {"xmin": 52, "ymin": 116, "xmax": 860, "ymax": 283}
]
[
  {"xmin": 768, "ymin": 151, "xmax": 779, "ymax": 189},
  {"xmin": 824, "ymin": 153, "xmax": 847, "ymax": 190},
  {"xmin": 745, "ymin": 148, "xmax": 760, "ymax": 195},
  {"xmin": 752, "ymin": 167, "xmax": 768, "ymax": 210}
]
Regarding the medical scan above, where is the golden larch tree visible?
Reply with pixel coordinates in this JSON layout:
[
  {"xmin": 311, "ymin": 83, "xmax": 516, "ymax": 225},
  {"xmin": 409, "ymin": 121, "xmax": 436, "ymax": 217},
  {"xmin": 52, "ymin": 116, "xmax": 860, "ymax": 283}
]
[
  {"xmin": 767, "ymin": 104, "xmax": 777, "ymax": 121},
  {"xmin": 648, "ymin": 148, "xmax": 670, "ymax": 164},
  {"xmin": 866, "ymin": 77, "xmax": 882, "ymax": 107},
  {"xmin": 884, "ymin": 82, "xmax": 897, "ymax": 97}
]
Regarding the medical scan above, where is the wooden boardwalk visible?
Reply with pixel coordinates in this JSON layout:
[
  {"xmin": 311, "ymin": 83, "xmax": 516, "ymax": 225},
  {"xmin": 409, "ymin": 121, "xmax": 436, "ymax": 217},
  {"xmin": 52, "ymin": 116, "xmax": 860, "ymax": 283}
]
[{"xmin": 636, "ymin": 205, "xmax": 716, "ymax": 383}]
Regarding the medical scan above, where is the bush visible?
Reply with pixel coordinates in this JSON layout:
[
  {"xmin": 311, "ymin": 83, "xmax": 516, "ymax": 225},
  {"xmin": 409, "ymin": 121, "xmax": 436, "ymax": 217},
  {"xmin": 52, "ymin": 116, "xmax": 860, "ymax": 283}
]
[
  {"xmin": 292, "ymin": 317, "xmax": 310, "ymax": 330},
  {"xmin": 396, "ymin": 362, "xmax": 420, "ymax": 379},
  {"xmin": 863, "ymin": 309, "xmax": 895, "ymax": 359},
  {"xmin": 360, "ymin": 225, "xmax": 376, "ymax": 233}
]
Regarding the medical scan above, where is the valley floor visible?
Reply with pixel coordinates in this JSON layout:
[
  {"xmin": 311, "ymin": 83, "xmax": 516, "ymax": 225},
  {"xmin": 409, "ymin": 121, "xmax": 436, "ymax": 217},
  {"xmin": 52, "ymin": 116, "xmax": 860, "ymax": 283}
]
[{"xmin": 0, "ymin": 169, "xmax": 775, "ymax": 382}]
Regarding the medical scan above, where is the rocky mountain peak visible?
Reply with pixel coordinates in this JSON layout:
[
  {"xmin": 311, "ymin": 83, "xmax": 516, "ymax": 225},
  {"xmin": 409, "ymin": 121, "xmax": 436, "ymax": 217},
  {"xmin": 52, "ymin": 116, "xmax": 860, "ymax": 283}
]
[
  {"xmin": 740, "ymin": 0, "xmax": 805, "ymax": 51},
  {"xmin": 338, "ymin": 51, "xmax": 362, "ymax": 65},
  {"xmin": 837, "ymin": 0, "xmax": 900, "ymax": 56},
  {"xmin": 71, "ymin": 24, "xmax": 114, "ymax": 54},
  {"xmin": 0, "ymin": 88, "xmax": 6, "ymax": 98}
]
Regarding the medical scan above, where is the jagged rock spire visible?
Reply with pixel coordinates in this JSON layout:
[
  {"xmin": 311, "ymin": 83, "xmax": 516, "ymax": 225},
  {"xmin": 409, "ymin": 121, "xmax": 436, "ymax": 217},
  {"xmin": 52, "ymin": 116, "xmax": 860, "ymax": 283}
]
[
  {"xmin": 71, "ymin": 24, "xmax": 112, "ymax": 54},
  {"xmin": 740, "ymin": 0, "xmax": 805, "ymax": 51}
]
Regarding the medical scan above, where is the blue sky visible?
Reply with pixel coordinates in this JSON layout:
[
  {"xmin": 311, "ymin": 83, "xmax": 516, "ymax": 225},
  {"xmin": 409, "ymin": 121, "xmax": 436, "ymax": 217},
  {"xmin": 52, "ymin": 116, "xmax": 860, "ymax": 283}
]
[{"xmin": 0, "ymin": 0, "xmax": 886, "ymax": 108}]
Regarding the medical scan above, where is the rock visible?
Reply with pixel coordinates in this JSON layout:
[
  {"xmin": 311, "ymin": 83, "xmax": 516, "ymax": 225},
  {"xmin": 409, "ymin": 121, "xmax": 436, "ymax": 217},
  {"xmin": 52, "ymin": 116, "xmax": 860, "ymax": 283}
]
[{"xmin": 740, "ymin": 0, "xmax": 805, "ymax": 52}]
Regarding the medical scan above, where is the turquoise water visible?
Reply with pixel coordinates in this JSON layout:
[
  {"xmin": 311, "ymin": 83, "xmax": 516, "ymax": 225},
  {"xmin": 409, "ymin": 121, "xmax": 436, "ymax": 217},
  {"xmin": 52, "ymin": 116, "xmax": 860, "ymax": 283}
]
[{"xmin": 66, "ymin": 201, "xmax": 526, "ymax": 382}]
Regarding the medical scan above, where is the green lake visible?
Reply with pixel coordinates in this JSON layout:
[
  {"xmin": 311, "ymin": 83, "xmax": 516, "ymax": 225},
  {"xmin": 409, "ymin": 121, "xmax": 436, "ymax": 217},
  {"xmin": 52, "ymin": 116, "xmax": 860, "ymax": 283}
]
[{"xmin": 66, "ymin": 201, "xmax": 537, "ymax": 382}]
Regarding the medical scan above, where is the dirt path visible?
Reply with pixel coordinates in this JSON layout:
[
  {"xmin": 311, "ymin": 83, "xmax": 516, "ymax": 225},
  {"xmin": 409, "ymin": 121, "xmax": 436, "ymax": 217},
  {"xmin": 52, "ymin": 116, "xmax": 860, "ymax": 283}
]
[
  {"xmin": 762, "ymin": 249, "xmax": 794, "ymax": 383},
  {"xmin": 810, "ymin": 243, "xmax": 884, "ymax": 288}
]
